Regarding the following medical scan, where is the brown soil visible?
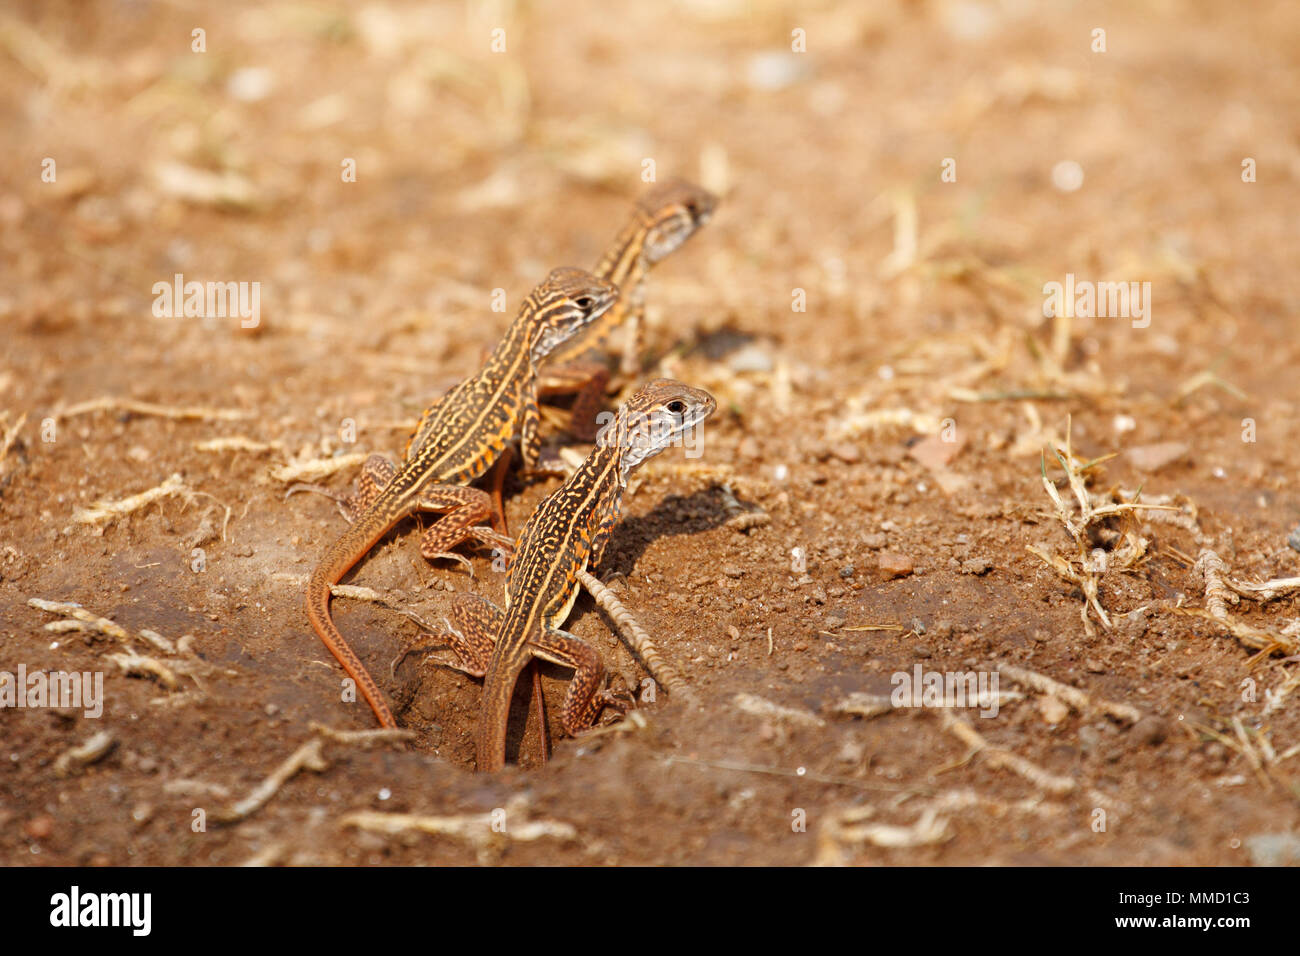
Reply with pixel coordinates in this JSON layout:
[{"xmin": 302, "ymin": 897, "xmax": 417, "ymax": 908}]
[{"xmin": 2, "ymin": 0, "xmax": 1299, "ymax": 866}]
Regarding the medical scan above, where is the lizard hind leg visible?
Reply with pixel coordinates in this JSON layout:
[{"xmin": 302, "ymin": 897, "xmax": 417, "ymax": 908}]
[
  {"xmin": 343, "ymin": 454, "xmax": 398, "ymax": 521},
  {"xmin": 391, "ymin": 593, "xmax": 502, "ymax": 678},
  {"xmin": 531, "ymin": 626, "xmax": 627, "ymax": 737},
  {"xmin": 414, "ymin": 484, "xmax": 500, "ymax": 572},
  {"xmin": 289, "ymin": 454, "xmax": 398, "ymax": 522}
]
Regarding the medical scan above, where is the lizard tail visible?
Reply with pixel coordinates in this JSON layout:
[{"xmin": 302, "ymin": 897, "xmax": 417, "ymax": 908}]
[
  {"xmin": 477, "ymin": 652, "xmax": 531, "ymax": 772},
  {"xmin": 305, "ymin": 551, "xmax": 398, "ymax": 729}
]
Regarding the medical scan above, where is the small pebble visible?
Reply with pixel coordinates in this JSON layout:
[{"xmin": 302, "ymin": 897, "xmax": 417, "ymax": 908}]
[
  {"xmin": 830, "ymin": 443, "xmax": 860, "ymax": 464},
  {"xmin": 24, "ymin": 815, "xmax": 54, "ymax": 840},
  {"xmin": 876, "ymin": 551, "xmax": 914, "ymax": 579},
  {"xmin": 1038, "ymin": 696, "xmax": 1069, "ymax": 725},
  {"xmin": 1130, "ymin": 715, "xmax": 1169, "ymax": 747},
  {"xmin": 1125, "ymin": 441, "xmax": 1189, "ymax": 472}
]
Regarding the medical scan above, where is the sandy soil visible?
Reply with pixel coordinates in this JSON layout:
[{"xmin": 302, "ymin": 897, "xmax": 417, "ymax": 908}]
[{"xmin": 2, "ymin": 0, "xmax": 1300, "ymax": 866}]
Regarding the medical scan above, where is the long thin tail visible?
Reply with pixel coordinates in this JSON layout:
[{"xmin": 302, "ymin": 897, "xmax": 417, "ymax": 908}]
[
  {"xmin": 305, "ymin": 527, "xmax": 399, "ymax": 729},
  {"xmin": 477, "ymin": 643, "xmax": 532, "ymax": 771}
]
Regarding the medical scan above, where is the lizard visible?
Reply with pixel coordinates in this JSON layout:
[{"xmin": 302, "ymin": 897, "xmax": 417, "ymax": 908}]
[
  {"xmin": 304, "ymin": 267, "xmax": 620, "ymax": 729},
  {"xmin": 414, "ymin": 379, "xmax": 717, "ymax": 771},
  {"xmin": 538, "ymin": 179, "xmax": 717, "ymax": 439}
]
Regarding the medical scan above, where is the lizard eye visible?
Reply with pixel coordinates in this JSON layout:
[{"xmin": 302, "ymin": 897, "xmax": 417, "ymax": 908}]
[
  {"xmin": 667, "ymin": 400, "xmax": 686, "ymax": 415},
  {"xmin": 574, "ymin": 296, "xmax": 595, "ymax": 310}
]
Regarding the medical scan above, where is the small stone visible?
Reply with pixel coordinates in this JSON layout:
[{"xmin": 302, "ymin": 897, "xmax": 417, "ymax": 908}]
[
  {"xmin": 830, "ymin": 443, "xmax": 861, "ymax": 464},
  {"xmin": 1084, "ymin": 659, "xmax": 1106, "ymax": 673},
  {"xmin": 24, "ymin": 815, "xmax": 54, "ymax": 840},
  {"xmin": 960, "ymin": 557, "xmax": 992, "ymax": 575},
  {"xmin": 1038, "ymin": 696, "xmax": 1069, "ymax": 725},
  {"xmin": 727, "ymin": 625, "xmax": 741, "ymax": 641},
  {"xmin": 1288, "ymin": 525, "xmax": 1300, "ymax": 554},
  {"xmin": 862, "ymin": 532, "xmax": 887, "ymax": 549},
  {"xmin": 912, "ymin": 645, "xmax": 931, "ymax": 659},
  {"xmin": 1125, "ymin": 441, "xmax": 1189, "ymax": 472},
  {"xmin": 727, "ymin": 342, "xmax": 774, "ymax": 373},
  {"xmin": 723, "ymin": 565, "xmax": 744, "ymax": 579},
  {"xmin": 1078, "ymin": 725, "xmax": 1102, "ymax": 753},
  {"xmin": 877, "ymin": 552, "xmax": 914, "ymax": 579},
  {"xmin": 908, "ymin": 433, "xmax": 965, "ymax": 471},
  {"xmin": 839, "ymin": 565, "xmax": 855, "ymax": 579},
  {"xmin": 1130, "ymin": 715, "xmax": 1169, "ymax": 747}
]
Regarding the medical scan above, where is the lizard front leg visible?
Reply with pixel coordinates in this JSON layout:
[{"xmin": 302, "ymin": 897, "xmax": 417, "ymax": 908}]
[{"xmin": 519, "ymin": 387, "xmax": 543, "ymax": 473}]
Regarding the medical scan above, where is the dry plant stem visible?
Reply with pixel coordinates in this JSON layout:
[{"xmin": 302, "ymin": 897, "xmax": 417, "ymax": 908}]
[
  {"xmin": 339, "ymin": 806, "xmax": 576, "ymax": 845},
  {"xmin": 72, "ymin": 473, "xmax": 189, "ymax": 527},
  {"xmin": 215, "ymin": 739, "xmax": 329, "ymax": 823},
  {"xmin": 733, "ymin": 692, "xmax": 824, "ymax": 727},
  {"xmin": 271, "ymin": 573, "xmax": 389, "ymax": 604},
  {"xmin": 818, "ymin": 807, "xmax": 951, "ymax": 857},
  {"xmin": 939, "ymin": 711, "xmax": 1075, "ymax": 796},
  {"xmin": 108, "ymin": 651, "xmax": 179, "ymax": 689},
  {"xmin": 53, "ymin": 730, "xmax": 116, "ymax": 778},
  {"xmin": 215, "ymin": 725, "xmax": 413, "ymax": 824},
  {"xmin": 576, "ymin": 567, "xmax": 689, "ymax": 697},
  {"xmin": 59, "ymin": 397, "xmax": 251, "ymax": 421},
  {"xmin": 29, "ymin": 598, "xmax": 179, "ymax": 653},
  {"xmin": 308, "ymin": 722, "xmax": 416, "ymax": 747},
  {"xmin": 1029, "ymin": 429, "xmax": 1175, "ymax": 631},
  {"xmin": 1188, "ymin": 550, "xmax": 1299, "ymax": 657},
  {"xmin": 270, "ymin": 452, "xmax": 369, "ymax": 484},
  {"xmin": 29, "ymin": 598, "xmax": 135, "ymax": 644},
  {"xmin": 195, "ymin": 436, "xmax": 283, "ymax": 453},
  {"xmin": 997, "ymin": 662, "xmax": 1142, "ymax": 723}
]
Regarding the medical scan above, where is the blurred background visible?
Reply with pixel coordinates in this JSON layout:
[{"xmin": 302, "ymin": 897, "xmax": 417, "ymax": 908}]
[{"xmin": 3, "ymin": 0, "xmax": 1300, "ymax": 865}]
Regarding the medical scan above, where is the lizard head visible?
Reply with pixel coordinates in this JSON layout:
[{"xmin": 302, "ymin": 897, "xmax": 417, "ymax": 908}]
[
  {"xmin": 527, "ymin": 267, "xmax": 620, "ymax": 362},
  {"xmin": 638, "ymin": 179, "xmax": 718, "ymax": 264},
  {"xmin": 599, "ymin": 378, "xmax": 717, "ymax": 474}
]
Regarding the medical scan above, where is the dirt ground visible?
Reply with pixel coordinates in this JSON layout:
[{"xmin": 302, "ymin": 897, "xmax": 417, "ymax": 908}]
[{"xmin": 2, "ymin": 0, "xmax": 1299, "ymax": 866}]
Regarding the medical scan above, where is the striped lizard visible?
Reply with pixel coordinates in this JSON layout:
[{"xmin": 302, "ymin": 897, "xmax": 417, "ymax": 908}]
[
  {"xmin": 419, "ymin": 379, "xmax": 717, "ymax": 771},
  {"xmin": 305, "ymin": 267, "xmax": 619, "ymax": 729},
  {"xmin": 539, "ymin": 179, "xmax": 716, "ymax": 438}
]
